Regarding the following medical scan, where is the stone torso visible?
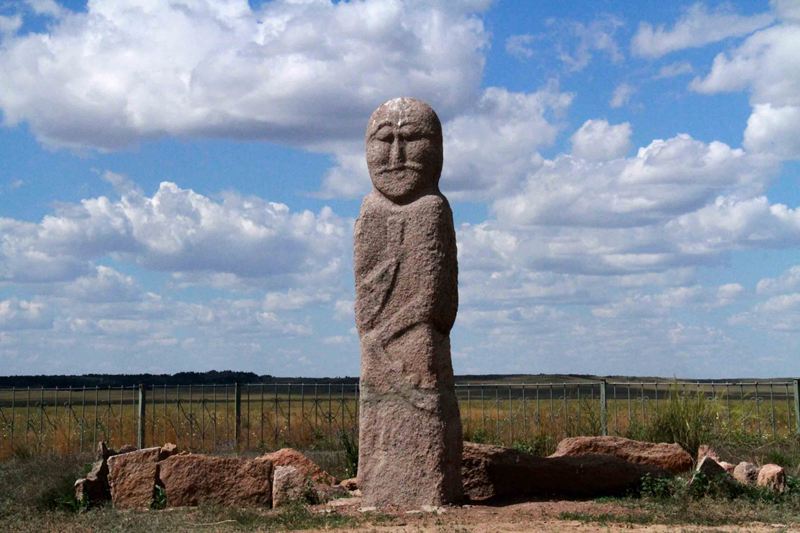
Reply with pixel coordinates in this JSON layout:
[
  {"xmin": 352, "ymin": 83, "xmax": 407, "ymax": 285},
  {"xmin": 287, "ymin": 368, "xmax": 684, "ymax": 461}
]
[{"xmin": 354, "ymin": 191, "xmax": 457, "ymax": 344}]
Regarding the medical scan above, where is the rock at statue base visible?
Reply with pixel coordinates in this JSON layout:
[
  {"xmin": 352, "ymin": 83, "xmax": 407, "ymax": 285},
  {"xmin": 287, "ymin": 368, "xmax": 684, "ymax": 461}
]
[
  {"xmin": 733, "ymin": 461, "xmax": 759, "ymax": 485},
  {"xmin": 107, "ymin": 447, "xmax": 161, "ymax": 509},
  {"xmin": 551, "ymin": 436, "xmax": 693, "ymax": 474},
  {"xmin": 261, "ymin": 448, "xmax": 336, "ymax": 485},
  {"xmin": 158, "ymin": 454, "xmax": 273, "ymax": 507},
  {"xmin": 74, "ymin": 459, "xmax": 110, "ymax": 505},
  {"xmin": 462, "ymin": 442, "xmax": 669, "ymax": 501},
  {"xmin": 757, "ymin": 464, "xmax": 786, "ymax": 493},
  {"xmin": 272, "ymin": 465, "xmax": 311, "ymax": 508},
  {"xmin": 355, "ymin": 98, "xmax": 462, "ymax": 508}
]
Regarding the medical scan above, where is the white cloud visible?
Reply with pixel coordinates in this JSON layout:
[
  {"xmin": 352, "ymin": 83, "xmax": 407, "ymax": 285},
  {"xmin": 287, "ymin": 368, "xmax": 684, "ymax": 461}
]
[
  {"xmin": 716, "ymin": 283, "xmax": 744, "ymax": 306},
  {"xmin": 666, "ymin": 196, "xmax": 800, "ymax": 253},
  {"xmin": 442, "ymin": 86, "xmax": 571, "ymax": 199},
  {"xmin": 26, "ymin": 0, "xmax": 67, "ymax": 18},
  {"xmin": 505, "ymin": 34, "xmax": 537, "ymax": 59},
  {"xmin": 589, "ymin": 283, "xmax": 742, "ymax": 318},
  {"xmin": 737, "ymin": 273, "xmax": 800, "ymax": 333},
  {"xmin": 0, "ymin": 0, "xmax": 489, "ymax": 150},
  {"xmin": 61, "ymin": 265, "xmax": 140, "ymax": 303},
  {"xmin": 654, "ymin": 61, "xmax": 693, "ymax": 79},
  {"xmin": 262, "ymin": 288, "xmax": 331, "ymax": 311},
  {"xmin": 772, "ymin": 0, "xmax": 800, "ymax": 22},
  {"xmin": 322, "ymin": 335, "xmax": 354, "ymax": 345},
  {"xmin": 610, "ymin": 83, "xmax": 634, "ymax": 108},
  {"xmin": 505, "ymin": 16, "xmax": 623, "ymax": 70},
  {"xmin": 0, "ymin": 173, "xmax": 350, "ymax": 284},
  {"xmin": 333, "ymin": 299, "xmax": 354, "ymax": 321},
  {"xmin": 757, "ymin": 293, "xmax": 800, "ymax": 314},
  {"xmin": 756, "ymin": 265, "xmax": 800, "ymax": 294},
  {"xmin": 0, "ymin": 299, "xmax": 52, "ymax": 330},
  {"xmin": 632, "ymin": 3, "xmax": 774, "ymax": 58},
  {"xmin": 318, "ymin": 85, "xmax": 573, "ymax": 200},
  {"xmin": 570, "ymin": 119, "xmax": 631, "ymax": 161},
  {"xmin": 495, "ymin": 134, "xmax": 770, "ymax": 229},
  {"xmin": 552, "ymin": 15, "xmax": 625, "ymax": 71},
  {"xmin": 744, "ymin": 104, "xmax": 800, "ymax": 159},
  {"xmin": 691, "ymin": 14, "xmax": 800, "ymax": 159},
  {"xmin": 591, "ymin": 286, "xmax": 704, "ymax": 318},
  {"xmin": 0, "ymin": 14, "xmax": 22, "ymax": 36}
]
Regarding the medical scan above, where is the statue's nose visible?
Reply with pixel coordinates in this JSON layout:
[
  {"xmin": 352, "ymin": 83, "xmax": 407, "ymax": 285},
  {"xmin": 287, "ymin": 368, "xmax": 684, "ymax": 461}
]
[{"xmin": 389, "ymin": 136, "xmax": 406, "ymax": 166}]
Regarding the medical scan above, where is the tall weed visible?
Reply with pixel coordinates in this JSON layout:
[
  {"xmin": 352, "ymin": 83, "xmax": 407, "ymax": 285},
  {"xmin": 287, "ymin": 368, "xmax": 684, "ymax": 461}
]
[{"xmin": 638, "ymin": 389, "xmax": 716, "ymax": 454}]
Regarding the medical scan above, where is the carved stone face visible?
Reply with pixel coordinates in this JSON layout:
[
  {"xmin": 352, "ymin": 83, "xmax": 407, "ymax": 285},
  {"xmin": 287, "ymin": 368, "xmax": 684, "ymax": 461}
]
[{"xmin": 366, "ymin": 97, "xmax": 443, "ymax": 203}]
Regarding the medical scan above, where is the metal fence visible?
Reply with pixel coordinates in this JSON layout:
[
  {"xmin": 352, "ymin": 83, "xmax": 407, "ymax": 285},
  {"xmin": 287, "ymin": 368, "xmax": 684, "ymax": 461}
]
[{"xmin": 1, "ymin": 380, "xmax": 798, "ymax": 458}]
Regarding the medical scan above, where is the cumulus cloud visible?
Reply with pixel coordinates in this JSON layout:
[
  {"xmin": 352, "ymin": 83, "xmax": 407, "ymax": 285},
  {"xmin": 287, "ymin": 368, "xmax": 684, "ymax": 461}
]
[
  {"xmin": 61, "ymin": 265, "xmax": 140, "ymax": 303},
  {"xmin": 0, "ymin": 0, "xmax": 489, "ymax": 150},
  {"xmin": 318, "ymin": 85, "xmax": 573, "ymax": 200},
  {"xmin": 495, "ymin": 134, "xmax": 770, "ymax": 229},
  {"xmin": 0, "ymin": 172, "xmax": 350, "ymax": 284},
  {"xmin": 632, "ymin": 3, "xmax": 774, "ymax": 58},
  {"xmin": 570, "ymin": 119, "xmax": 631, "ymax": 161},
  {"xmin": 666, "ymin": 196, "xmax": 800, "ymax": 253},
  {"xmin": 691, "ymin": 10, "xmax": 800, "ymax": 159}
]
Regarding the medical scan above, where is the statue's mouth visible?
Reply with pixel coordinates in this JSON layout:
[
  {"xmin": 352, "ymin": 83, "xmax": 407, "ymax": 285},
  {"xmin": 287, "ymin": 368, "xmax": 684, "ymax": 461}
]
[{"xmin": 380, "ymin": 163, "xmax": 423, "ymax": 173}]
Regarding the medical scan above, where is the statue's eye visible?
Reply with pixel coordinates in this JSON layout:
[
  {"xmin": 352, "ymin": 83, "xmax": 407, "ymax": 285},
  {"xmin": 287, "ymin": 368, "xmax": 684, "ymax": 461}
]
[
  {"xmin": 398, "ymin": 127, "xmax": 428, "ymax": 142},
  {"xmin": 373, "ymin": 127, "xmax": 393, "ymax": 143}
]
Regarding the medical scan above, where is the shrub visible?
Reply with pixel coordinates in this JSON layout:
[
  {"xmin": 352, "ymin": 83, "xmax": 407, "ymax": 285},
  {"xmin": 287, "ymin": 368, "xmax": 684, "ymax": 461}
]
[{"xmin": 511, "ymin": 434, "xmax": 557, "ymax": 457}]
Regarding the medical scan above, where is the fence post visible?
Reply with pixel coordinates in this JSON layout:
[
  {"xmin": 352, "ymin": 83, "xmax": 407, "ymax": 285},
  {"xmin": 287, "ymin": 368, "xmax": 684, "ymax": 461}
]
[
  {"xmin": 600, "ymin": 380, "xmax": 608, "ymax": 436},
  {"xmin": 794, "ymin": 379, "xmax": 800, "ymax": 436},
  {"xmin": 137, "ymin": 384, "xmax": 146, "ymax": 449},
  {"xmin": 234, "ymin": 382, "xmax": 241, "ymax": 451}
]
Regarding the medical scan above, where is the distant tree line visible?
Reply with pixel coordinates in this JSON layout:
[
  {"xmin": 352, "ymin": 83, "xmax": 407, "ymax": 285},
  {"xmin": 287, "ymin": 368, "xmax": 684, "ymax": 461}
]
[
  {"xmin": 0, "ymin": 371, "xmax": 359, "ymax": 388},
  {"xmin": 0, "ymin": 371, "xmax": 788, "ymax": 388}
]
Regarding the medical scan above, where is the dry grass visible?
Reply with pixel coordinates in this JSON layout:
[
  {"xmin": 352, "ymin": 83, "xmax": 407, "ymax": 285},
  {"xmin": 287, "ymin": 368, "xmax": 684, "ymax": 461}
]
[{"xmin": 1, "ymin": 384, "xmax": 796, "ymax": 460}]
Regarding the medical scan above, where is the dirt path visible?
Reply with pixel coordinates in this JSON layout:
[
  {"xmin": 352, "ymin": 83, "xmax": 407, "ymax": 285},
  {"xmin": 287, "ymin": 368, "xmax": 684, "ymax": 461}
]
[{"xmin": 314, "ymin": 497, "xmax": 796, "ymax": 532}]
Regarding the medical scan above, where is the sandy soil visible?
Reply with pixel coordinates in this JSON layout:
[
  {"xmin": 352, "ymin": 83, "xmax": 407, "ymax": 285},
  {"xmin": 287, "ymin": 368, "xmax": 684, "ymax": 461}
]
[{"xmin": 312, "ymin": 496, "xmax": 797, "ymax": 532}]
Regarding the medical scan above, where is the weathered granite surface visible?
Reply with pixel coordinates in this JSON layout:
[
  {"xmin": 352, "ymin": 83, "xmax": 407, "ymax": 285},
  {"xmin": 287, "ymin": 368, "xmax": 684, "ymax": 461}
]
[
  {"xmin": 107, "ymin": 447, "xmax": 161, "ymax": 509},
  {"xmin": 354, "ymin": 97, "xmax": 462, "ymax": 508},
  {"xmin": 462, "ymin": 442, "xmax": 669, "ymax": 501},
  {"xmin": 551, "ymin": 436, "xmax": 693, "ymax": 473},
  {"xmin": 158, "ymin": 454, "xmax": 273, "ymax": 507}
]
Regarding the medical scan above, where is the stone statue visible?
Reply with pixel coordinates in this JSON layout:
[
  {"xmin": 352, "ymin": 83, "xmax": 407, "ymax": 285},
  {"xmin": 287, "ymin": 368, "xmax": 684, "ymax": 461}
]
[{"xmin": 354, "ymin": 97, "xmax": 462, "ymax": 508}]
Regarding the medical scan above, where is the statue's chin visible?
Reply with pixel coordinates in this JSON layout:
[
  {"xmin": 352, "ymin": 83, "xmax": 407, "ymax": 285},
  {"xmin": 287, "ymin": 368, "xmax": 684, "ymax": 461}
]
[{"xmin": 371, "ymin": 169, "xmax": 432, "ymax": 203}]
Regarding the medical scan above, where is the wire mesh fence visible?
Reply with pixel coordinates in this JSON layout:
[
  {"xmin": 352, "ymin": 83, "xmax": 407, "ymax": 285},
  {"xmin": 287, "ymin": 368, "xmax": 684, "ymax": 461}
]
[{"xmin": 1, "ymin": 380, "xmax": 797, "ymax": 459}]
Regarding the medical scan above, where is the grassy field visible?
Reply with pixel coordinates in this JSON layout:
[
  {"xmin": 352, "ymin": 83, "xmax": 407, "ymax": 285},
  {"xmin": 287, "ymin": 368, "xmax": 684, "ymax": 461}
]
[{"xmin": 1, "ymin": 380, "xmax": 797, "ymax": 459}]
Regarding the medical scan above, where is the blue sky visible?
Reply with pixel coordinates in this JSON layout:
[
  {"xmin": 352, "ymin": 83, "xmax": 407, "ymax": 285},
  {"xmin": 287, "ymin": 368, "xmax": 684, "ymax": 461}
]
[{"xmin": 1, "ymin": 0, "xmax": 799, "ymax": 377}]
